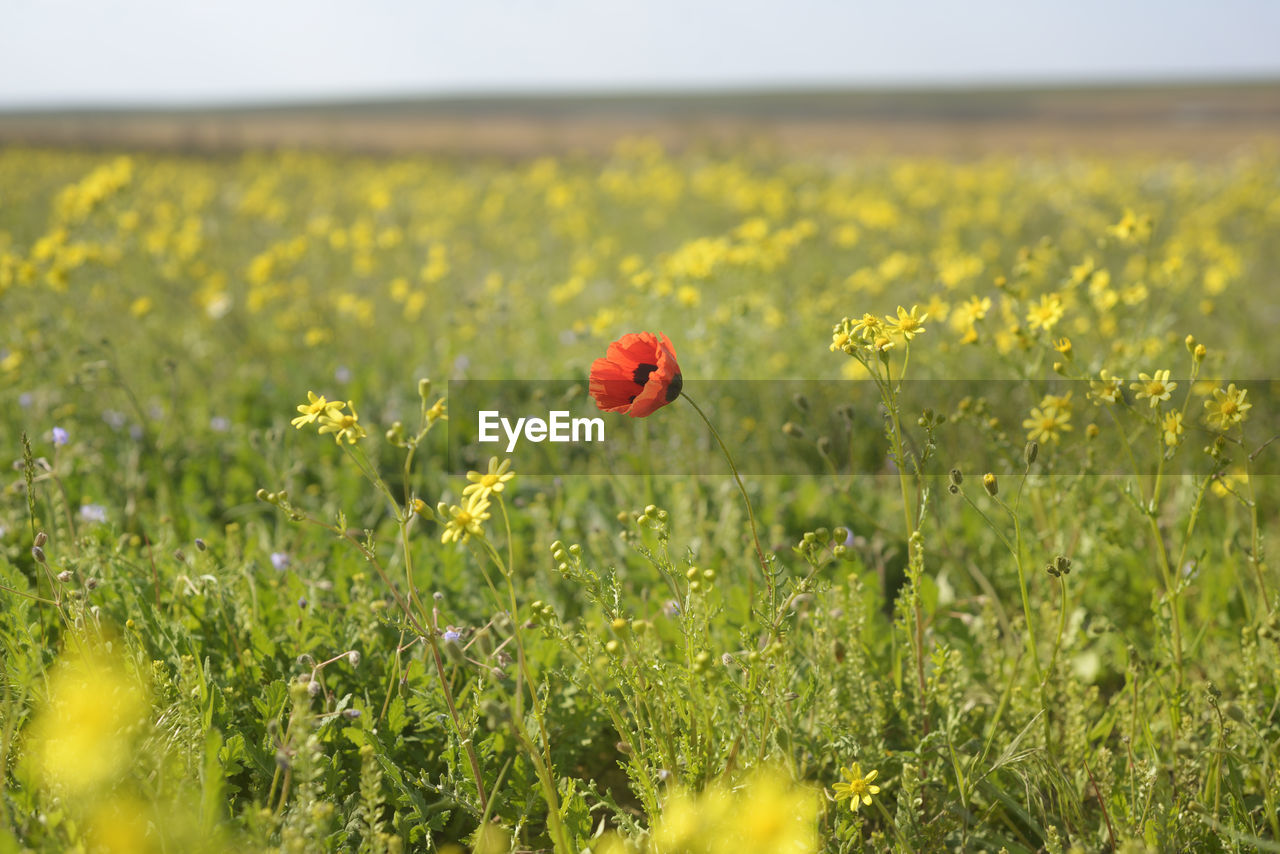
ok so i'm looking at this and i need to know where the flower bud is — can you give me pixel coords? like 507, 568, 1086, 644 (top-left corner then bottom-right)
949, 468, 963, 486
32, 545, 46, 564
34, 531, 47, 547
347, 650, 361, 667
418, 378, 431, 400
1184, 334, 1197, 353
56, 569, 73, 583
195, 538, 207, 552
1193, 344, 1206, 363
1025, 441, 1039, 466
983, 472, 998, 496
782, 421, 805, 439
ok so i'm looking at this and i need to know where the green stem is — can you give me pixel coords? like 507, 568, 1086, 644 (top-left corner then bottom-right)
993, 491, 1042, 684
680, 393, 772, 605
883, 351, 928, 736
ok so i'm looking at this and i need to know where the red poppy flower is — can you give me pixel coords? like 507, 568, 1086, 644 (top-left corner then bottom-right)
589, 332, 683, 417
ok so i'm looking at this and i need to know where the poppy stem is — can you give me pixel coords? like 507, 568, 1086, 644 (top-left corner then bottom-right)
679, 392, 772, 596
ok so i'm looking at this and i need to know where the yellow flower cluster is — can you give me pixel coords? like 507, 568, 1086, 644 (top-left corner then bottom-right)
291, 391, 366, 444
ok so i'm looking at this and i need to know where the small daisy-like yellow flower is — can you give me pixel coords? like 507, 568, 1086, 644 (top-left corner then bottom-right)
832, 763, 881, 811
872, 334, 895, 353
463, 458, 515, 500
318, 401, 367, 444
1089, 370, 1124, 405
1068, 256, 1096, 286
1023, 406, 1072, 444
1162, 411, 1184, 448
441, 493, 491, 544
291, 391, 343, 428
1053, 337, 1072, 359
426, 397, 448, 424
1108, 208, 1152, 243
1131, 370, 1176, 408
884, 305, 927, 340
1040, 391, 1073, 417
1204, 383, 1251, 431
851, 312, 883, 340
829, 318, 856, 352
1026, 293, 1064, 332
962, 295, 991, 321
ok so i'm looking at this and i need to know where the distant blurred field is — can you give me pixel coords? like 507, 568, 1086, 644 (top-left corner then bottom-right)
2, 82, 1279, 155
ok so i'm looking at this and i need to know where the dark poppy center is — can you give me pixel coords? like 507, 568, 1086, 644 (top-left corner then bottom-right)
665, 372, 683, 401
632, 363, 658, 386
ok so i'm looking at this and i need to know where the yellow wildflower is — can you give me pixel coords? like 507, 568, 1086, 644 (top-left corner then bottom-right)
1131, 370, 1176, 408
318, 401, 367, 444
1089, 370, 1124, 405
442, 493, 491, 544
1162, 411, 1183, 447
832, 763, 882, 811
884, 304, 927, 340
1023, 406, 1072, 443
850, 312, 883, 340
291, 390, 343, 428
463, 458, 515, 500
1204, 383, 1251, 431
1026, 293, 1064, 332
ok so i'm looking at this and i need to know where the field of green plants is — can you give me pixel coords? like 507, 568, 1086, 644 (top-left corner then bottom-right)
1, 140, 1278, 853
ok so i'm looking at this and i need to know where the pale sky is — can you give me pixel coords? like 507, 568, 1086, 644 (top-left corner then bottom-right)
2, 0, 1278, 109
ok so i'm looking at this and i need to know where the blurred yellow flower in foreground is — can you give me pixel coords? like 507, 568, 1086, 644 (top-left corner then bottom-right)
29, 647, 148, 794
650, 765, 820, 854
